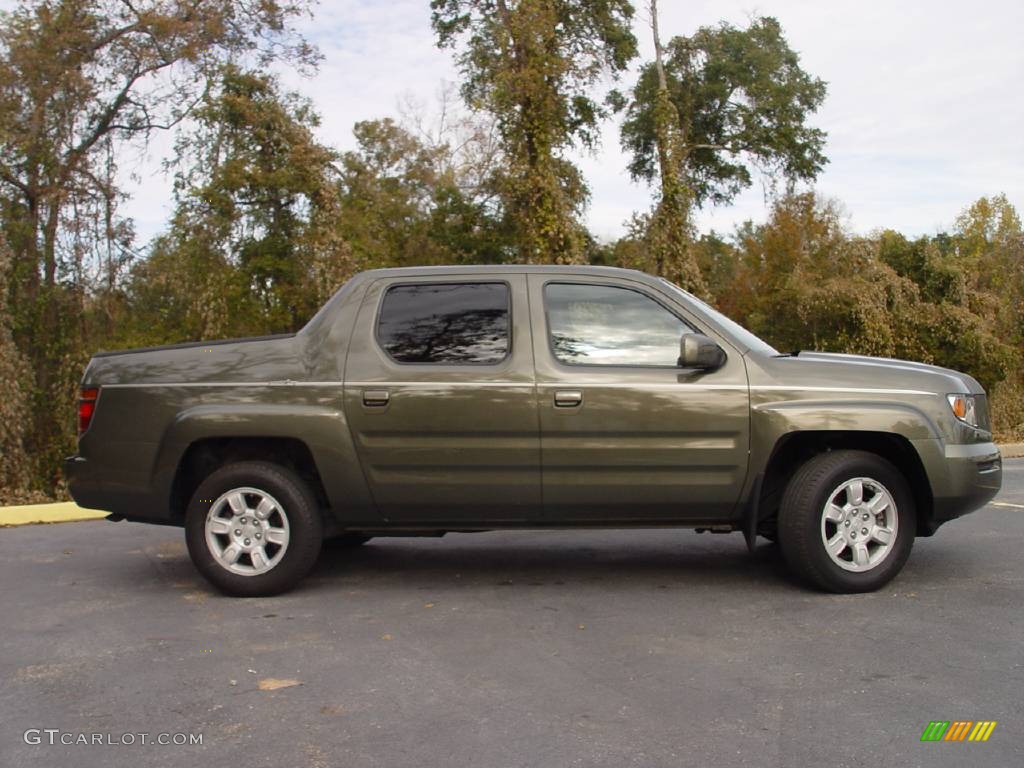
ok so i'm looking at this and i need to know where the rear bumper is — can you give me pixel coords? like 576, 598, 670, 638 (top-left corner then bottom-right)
64, 455, 178, 526
913, 440, 1001, 534
64, 455, 107, 510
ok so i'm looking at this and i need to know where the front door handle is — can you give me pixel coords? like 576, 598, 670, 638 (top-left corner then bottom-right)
363, 389, 390, 407
554, 390, 583, 408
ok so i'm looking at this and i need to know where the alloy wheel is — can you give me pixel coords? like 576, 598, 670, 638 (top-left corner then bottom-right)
204, 487, 290, 576
819, 477, 898, 572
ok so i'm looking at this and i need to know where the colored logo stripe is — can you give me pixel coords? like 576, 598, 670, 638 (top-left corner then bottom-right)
944, 721, 972, 741
921, 722, 949, 741
969, 722, 997, 742
920, 720, 997, 742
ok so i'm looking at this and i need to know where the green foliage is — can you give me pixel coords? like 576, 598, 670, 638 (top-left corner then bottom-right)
0, 0, 316, 494
125, 67, 350, 341
432, 0, 637, 263
619, 12, 825, 296
954, 194, 1024, 344
875, 195, 1023, 394
990, 374, 1024, 442
693, 232, 737, 300
705, 192, 1018, 395
337, 118, 510, 267
621, 16, 827, 207
1, 1, 1022, 499
0, 235, 32, 496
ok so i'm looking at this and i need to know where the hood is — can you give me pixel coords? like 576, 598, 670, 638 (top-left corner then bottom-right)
762, 351, 985, 395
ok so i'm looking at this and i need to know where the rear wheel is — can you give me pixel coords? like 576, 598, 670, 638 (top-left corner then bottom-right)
185, 461, 323, 597
778, 450, 915, 593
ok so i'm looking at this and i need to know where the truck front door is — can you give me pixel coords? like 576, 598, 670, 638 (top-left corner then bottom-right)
528, 274, 750, 524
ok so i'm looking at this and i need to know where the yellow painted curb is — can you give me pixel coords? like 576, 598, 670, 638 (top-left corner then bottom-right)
0, 502, 107, 527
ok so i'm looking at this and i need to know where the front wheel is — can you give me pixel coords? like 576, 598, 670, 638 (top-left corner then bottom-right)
778, 450, 915, 593
185, 461, 323, 597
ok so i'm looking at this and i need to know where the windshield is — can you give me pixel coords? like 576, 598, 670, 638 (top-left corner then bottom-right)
660, 279, 779, 356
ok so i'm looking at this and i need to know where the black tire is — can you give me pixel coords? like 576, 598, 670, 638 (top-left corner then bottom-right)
185, 461, 323, 597
324, 533, 372, 549
778, 450, 915, 593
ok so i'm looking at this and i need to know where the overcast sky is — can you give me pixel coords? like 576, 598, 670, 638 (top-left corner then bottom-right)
116, 0, 1024, 245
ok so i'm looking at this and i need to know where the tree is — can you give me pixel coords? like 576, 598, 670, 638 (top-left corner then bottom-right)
0, 235, 32, 500
954, 194, 1023, 341
728, 194, 916, 358
0, 0, 318, 317
432, 0, 637, 263
951, 195, 1023, 438
128, 66, 348, 341
339, 118, 452, 269
338, 117, 510, 268
0, 0, 316, 489
397, 82, 506, 208
877, 195, 1022, 395
397, 85, 513, 262
622, 16, 826, 206
727, 193, 1015, 392
620, 15, 826, 289
615, 1, 704, 292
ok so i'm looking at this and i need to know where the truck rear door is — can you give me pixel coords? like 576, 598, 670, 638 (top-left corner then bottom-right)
343, 274, 540, 524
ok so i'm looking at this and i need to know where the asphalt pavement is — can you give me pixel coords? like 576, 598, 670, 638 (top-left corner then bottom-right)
1, 460, 1022, 768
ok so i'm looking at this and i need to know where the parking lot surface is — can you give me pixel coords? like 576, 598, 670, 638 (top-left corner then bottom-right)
1, 460, 1022, 768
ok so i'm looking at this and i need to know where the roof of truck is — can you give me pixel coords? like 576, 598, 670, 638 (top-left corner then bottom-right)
298, 264, 677, 339
353, 264, 654, 279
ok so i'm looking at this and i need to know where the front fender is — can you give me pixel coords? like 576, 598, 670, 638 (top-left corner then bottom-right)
752, 398, 941, 450
742, 397, 943, 520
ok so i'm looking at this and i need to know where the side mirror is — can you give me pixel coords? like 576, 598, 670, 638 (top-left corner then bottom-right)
679, 333, 726, 370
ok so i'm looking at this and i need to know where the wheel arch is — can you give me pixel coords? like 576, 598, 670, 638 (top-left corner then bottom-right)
153, 404, 378, 526
170, 437, 329, 523
755, 431, 933, 538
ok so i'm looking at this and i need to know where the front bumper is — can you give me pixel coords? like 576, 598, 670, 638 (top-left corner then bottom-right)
912, 440, 1002, 534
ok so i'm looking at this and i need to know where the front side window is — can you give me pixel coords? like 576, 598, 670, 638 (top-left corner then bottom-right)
377, 282, 510, 364
544, 283, 694, 367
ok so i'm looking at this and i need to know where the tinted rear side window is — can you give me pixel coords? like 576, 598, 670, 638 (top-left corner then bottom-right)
377, 282, 510, 364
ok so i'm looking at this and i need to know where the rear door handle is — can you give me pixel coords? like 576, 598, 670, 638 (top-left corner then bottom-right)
553, 390, 583, 408
362, 389, 390, 407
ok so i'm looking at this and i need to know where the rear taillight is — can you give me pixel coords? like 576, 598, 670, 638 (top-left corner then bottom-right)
78, 387, 99, 435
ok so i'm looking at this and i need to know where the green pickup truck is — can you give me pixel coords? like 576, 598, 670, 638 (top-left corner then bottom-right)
65, 266, 1002, 596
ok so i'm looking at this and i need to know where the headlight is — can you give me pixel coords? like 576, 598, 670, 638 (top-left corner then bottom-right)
947, 394, 979, 428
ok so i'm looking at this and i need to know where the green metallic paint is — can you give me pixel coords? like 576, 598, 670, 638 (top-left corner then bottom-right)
526, 272, 750, 523
65, 265, 1001, 535
153, 401, 378, 523
343, 274, 540, 524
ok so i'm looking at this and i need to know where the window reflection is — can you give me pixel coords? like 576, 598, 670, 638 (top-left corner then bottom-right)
378, 283, 510, 364
545, 283, 693, 367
